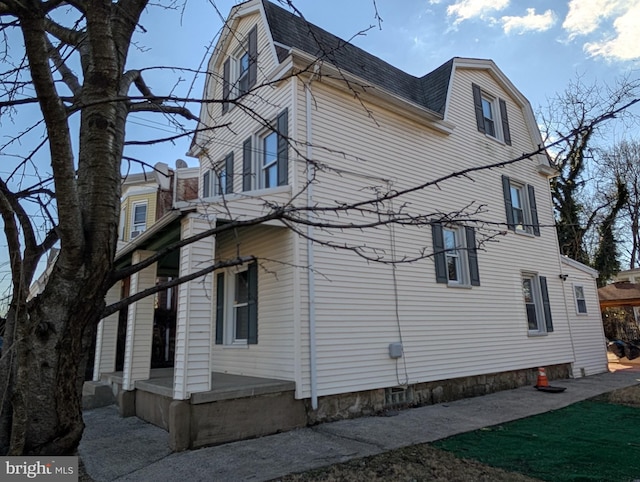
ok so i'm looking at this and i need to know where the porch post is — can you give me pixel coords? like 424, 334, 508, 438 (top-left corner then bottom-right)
122, 250, 157, 391
173, 213, 216, 400
93, 281, 122, 381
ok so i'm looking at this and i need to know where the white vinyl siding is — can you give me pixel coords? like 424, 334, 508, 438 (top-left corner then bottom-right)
562, 259, 608, 377
211, 225, 296, 381
293, 68, 574, 398
197, 18, 582, 401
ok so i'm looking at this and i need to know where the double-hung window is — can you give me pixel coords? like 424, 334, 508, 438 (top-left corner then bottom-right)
241, 109, 289, 191
215, 262, 258, 345
222, 25, 258, 114
502, 175, 540, 236
131, 202, 147, 238
261, 131, 278, 189
202, 152, 234, 197
573, 284, 588, 314
522, 273, 553, 334
432, 223, 480, 286
472, 83, 511, 145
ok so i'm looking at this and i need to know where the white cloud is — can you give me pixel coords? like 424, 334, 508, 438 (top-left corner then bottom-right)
584, 2, 640, 60
447, 0, 510, 24
501, 8, 556, 34
562, 0, 629, 38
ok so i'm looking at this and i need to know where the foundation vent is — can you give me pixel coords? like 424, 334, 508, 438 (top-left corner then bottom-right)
384, 386, 413, 408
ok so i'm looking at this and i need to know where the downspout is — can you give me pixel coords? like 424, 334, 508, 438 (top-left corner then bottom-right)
305, 69, 318, 410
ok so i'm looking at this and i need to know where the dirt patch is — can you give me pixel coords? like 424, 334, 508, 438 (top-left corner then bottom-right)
276, 444, 540, 482
598, 384, 640, 407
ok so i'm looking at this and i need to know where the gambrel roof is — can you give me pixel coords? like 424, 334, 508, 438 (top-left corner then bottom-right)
262, 0, 452, 116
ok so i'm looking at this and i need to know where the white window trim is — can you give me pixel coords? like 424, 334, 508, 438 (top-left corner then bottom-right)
573, 283, 588, 315
223, 265, 250, 346
130, 201, 147, 238
444, 226, 470, 287
480, 92, 505, 143
119, 206, 126, 241
258, 130, 278, 190
522, 272, 546, 335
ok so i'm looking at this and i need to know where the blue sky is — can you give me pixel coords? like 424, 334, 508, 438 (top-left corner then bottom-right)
1, 0, 639, 308
124, 0, 640, 168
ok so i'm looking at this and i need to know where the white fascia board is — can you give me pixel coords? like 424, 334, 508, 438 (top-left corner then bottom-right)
291, 49, 455, 135
562, 255, 599, 279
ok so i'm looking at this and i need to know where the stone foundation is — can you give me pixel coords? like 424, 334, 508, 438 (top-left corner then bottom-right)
307, 363, 571, 424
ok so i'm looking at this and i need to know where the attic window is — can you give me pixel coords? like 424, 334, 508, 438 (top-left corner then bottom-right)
472, 83, 511, 145
222, 25, 258, 114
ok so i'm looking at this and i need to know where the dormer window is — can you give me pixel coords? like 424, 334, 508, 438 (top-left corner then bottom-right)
222, 25, 258, 114
472, 83, 511, 145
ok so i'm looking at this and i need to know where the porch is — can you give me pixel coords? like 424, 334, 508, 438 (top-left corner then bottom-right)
99, 368, 306, 451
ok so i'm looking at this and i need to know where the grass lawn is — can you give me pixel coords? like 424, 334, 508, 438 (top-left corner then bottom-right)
433, 396, 640, 482
280, 386, 640, 482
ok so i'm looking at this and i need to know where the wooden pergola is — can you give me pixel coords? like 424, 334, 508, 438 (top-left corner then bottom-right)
599, 282, 640, 308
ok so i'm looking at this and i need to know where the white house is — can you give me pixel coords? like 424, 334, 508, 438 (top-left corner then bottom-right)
93, 0, 608, 450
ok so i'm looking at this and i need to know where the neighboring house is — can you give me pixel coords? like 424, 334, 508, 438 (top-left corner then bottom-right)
92, 0, 608, 450
606, 268, 640, 326
118, 160, 199, 245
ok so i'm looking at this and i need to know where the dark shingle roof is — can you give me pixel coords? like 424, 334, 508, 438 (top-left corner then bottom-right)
262, 0, 451, 116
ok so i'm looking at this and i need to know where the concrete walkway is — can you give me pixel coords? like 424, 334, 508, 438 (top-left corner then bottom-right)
79, 368, 640, 481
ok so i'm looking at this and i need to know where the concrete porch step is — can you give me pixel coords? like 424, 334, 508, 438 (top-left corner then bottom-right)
83, 381, 116, 410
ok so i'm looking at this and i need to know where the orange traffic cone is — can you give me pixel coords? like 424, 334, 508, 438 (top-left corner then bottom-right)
535, 367, 549, 388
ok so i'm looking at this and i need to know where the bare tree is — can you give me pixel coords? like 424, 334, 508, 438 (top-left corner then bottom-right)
0, 0, 639, 458
541, 75, 640, 265
600, 139, 640, 269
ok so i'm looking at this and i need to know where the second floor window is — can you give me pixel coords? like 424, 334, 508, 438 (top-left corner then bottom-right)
432, 223, 481, 287
241, 109, 289, 192
131, 202, 147, 238
502, 175, 540, 236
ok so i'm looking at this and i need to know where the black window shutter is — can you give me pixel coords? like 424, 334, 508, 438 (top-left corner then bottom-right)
431, 223, 447, 283
502, 175, 515, 231
472, 83, 485, 133
247, 262, 258, 344
215, 272, 225, 344
465, 226, 480, 286
248, 26, 258, 89
277, 109, 288, 186
499, 99, 511, 145
242, 137, 252, 191
203, 170, 210, 198
222, 58, 230, 114
539, 276, 553, 332
527, 184, 540, 236
225, 152, 234, 194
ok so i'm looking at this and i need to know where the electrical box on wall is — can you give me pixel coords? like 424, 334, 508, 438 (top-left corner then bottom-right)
388, 342, 403, 359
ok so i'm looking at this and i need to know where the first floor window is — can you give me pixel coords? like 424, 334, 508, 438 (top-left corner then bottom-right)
432, 223, 480, 286
215, 262, 258, 345
131, 202, 147, 238
522, 273, 553, 333
574, 284, 587, 314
